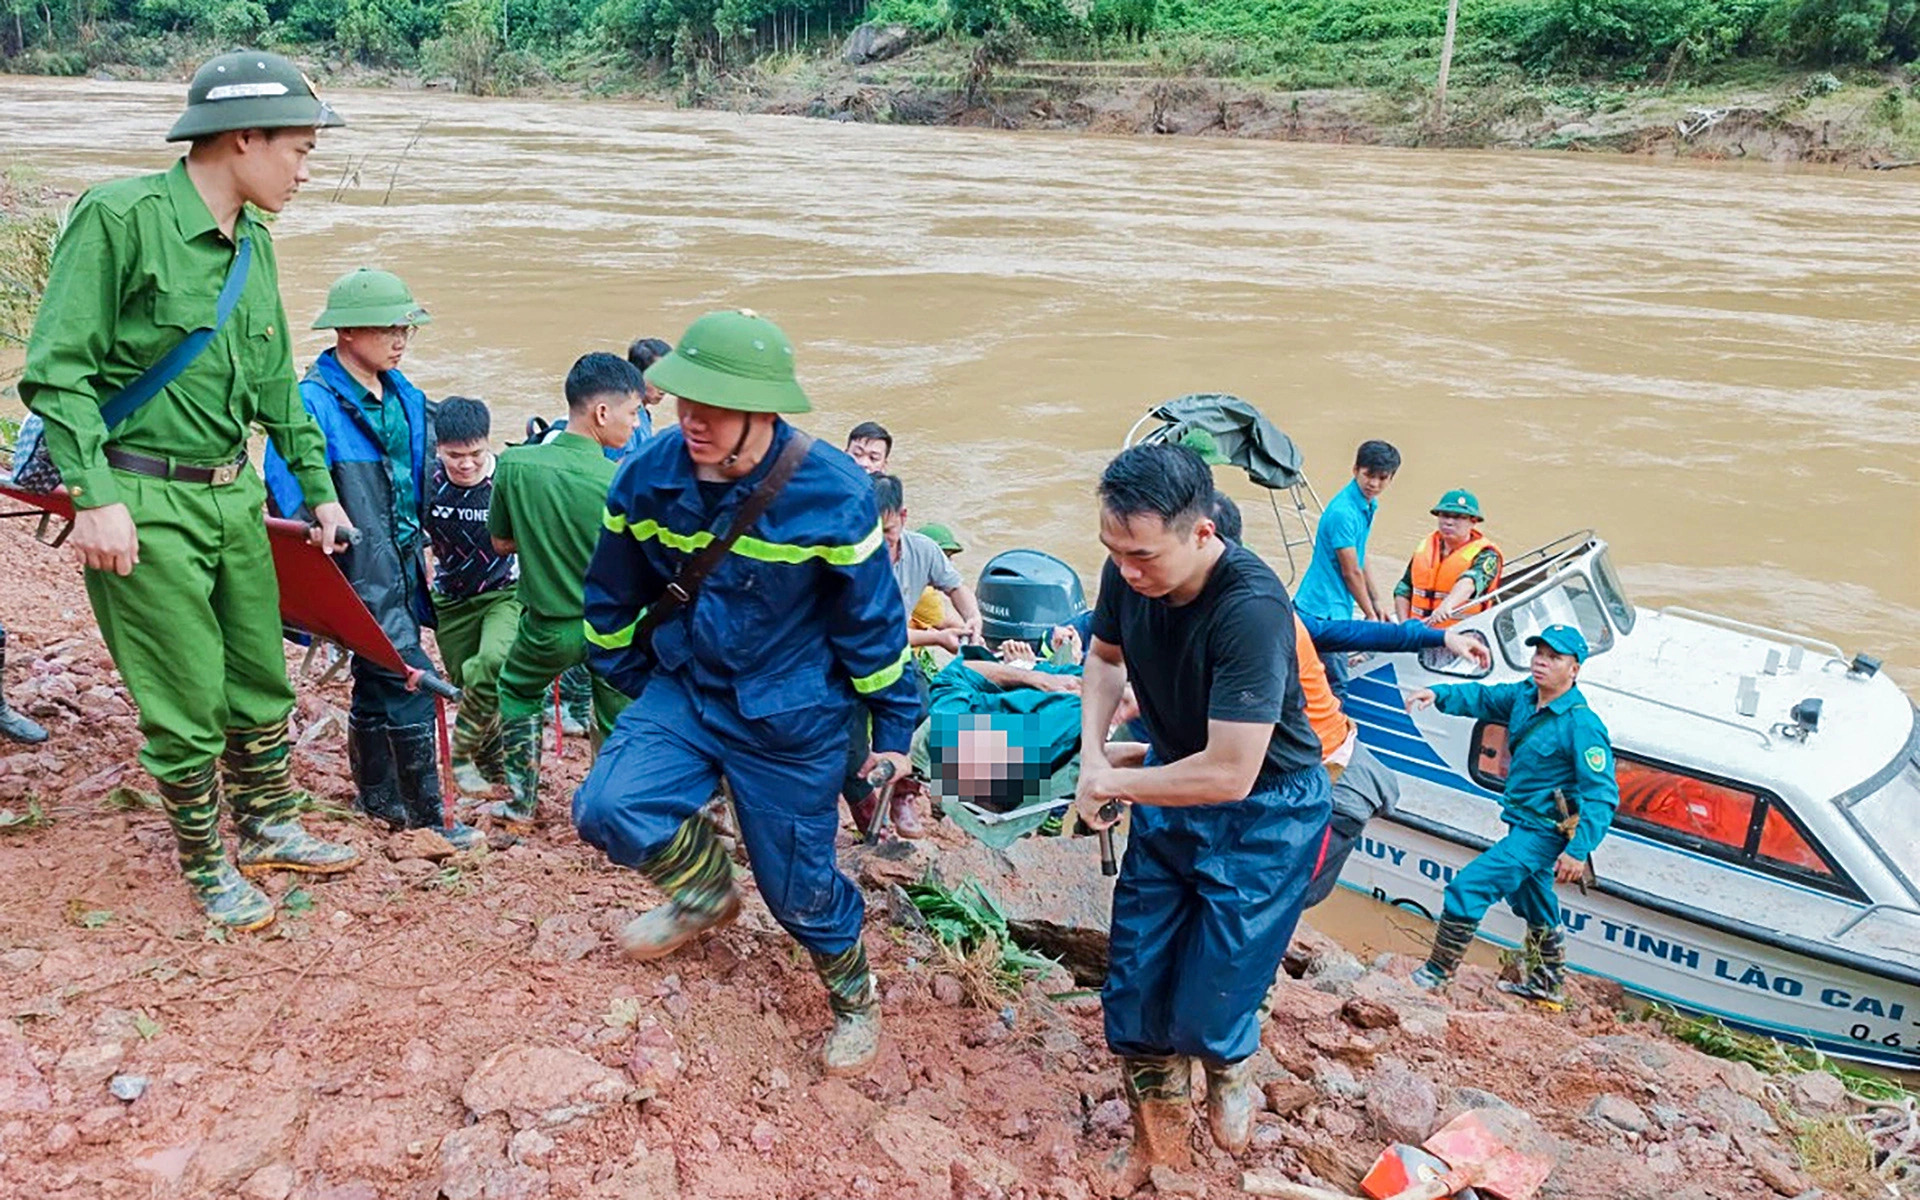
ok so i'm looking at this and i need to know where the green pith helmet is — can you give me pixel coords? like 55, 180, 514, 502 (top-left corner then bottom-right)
167, 51, 345, 143
645, 309, 809, 414
1431, 489, 1484, 520
312, 269, 430, 330
917, 523, 963, 553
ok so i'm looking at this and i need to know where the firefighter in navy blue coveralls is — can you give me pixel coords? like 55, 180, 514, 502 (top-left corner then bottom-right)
1404, 622, 1619, 1007
265, 268, 480, 850
573, 310, 917, 1077
1075, 442, 1332, 1190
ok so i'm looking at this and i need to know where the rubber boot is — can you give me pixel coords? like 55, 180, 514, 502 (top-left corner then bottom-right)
449, 705, 498, 799
1498, 923, 1568, 1010
1410, 917, 1478, 991
157, 766, 274, 932
348, 714, 408, 830
224, 724, 361, 877
1099, 1055, 1193, 1196
0, 630, 47, 745
558, 665, 591, 737
811, 941, 881, 1076
482, 711, 544, 830
1203, 1057, 1256, 1155
619, 815, 742, 960
390, 722, 484, 851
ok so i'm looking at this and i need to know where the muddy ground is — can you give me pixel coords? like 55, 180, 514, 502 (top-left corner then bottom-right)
0, 522, 1909, 1199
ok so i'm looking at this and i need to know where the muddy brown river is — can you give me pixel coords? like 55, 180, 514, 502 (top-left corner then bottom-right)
5, 75, 1916, 960
3, 79, 1915, 691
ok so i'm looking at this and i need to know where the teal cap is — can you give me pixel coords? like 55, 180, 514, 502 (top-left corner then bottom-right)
1526, 624, 1590, 662
1431, 489, 1483, 520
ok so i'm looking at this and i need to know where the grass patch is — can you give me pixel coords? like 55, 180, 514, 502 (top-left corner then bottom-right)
906, 876, 1059, 1003
0, 799, 53, 834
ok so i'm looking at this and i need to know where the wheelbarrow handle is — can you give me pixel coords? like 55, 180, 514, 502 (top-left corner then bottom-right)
1239, 1171, 1365, 1199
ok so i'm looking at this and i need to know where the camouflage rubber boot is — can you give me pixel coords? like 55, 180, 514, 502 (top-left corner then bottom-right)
449, 705, 497, 799
224, 724, 361, 877
348, 713, 408, 829
619, 815, 742, 961
1498, 923, 1568, 1009
158, 766, 275, 931
0, 628, 48, 745
390, 722, 484, 851
811, 941, 881, 1076
1410, 917, 1478, 991
1100, 1054, 1193, 1195
474, 717, 506, 785
481, 711, 544, 829
558, 665, 592, 737
1203, 1057, 1256, 1155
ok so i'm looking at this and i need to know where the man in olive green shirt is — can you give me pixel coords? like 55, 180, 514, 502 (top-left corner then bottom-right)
484, 353, 642, 827
18, 52, 359, 932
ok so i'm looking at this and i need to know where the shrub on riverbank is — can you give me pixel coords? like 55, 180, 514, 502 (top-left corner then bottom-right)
0, 0, 1915, 85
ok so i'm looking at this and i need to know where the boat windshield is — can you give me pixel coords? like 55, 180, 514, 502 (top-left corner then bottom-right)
1491, 574, 1616, 670
1848, 755, 1920, 889
1589, 549, 1637, 635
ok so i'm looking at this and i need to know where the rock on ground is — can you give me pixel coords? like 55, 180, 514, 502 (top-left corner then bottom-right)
461, 1044, 636, 1129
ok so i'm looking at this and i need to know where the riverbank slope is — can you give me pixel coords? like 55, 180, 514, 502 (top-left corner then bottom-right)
0, 515, 1913, 1199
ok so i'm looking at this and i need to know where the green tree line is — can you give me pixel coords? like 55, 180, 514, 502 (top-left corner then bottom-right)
1, 0, 1914, 78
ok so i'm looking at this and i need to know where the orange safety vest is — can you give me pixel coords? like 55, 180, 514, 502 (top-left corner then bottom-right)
1407, 530, 1502, 626
1294, 617, 1353, 762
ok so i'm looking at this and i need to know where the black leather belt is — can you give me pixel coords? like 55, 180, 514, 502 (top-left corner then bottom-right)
104, 447, 246, 486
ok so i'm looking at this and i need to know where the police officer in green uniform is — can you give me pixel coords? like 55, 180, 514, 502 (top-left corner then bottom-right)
19, 51, 360, 931
484, 353, 642, 827
1403, 623, 1619, 1006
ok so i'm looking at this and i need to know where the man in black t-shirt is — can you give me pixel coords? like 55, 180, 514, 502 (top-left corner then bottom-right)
1077, 442, 1332, 1188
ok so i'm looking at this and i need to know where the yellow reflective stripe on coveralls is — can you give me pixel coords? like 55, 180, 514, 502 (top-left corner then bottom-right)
584, 609, 646, 650
603, 511, 884, 567
851, 649, 910, 694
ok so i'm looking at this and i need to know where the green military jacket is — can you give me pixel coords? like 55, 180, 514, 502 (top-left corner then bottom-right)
19, 159, 335, 511
487, 431, 616, 621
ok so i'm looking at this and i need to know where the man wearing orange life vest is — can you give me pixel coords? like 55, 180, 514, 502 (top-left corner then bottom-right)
1395, 489, 1502, 627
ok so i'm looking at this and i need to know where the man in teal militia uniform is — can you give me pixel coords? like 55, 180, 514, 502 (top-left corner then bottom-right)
1403, 623, 1619, 1005
19, 51, 360, 931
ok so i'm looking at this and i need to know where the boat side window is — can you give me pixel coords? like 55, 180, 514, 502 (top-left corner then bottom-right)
1492, 577, 1616, 671
1617, 760, 1757, 854
1466, 729, 1854, 893
1589, 551, 1637, 635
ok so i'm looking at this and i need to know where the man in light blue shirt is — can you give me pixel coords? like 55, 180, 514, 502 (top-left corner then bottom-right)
1294, 439, 1400, 622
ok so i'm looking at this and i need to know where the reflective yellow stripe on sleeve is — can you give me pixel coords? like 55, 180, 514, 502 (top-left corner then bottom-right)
850, 649, 910, 695
584, 609, 646, 650
612, 516, 883, 567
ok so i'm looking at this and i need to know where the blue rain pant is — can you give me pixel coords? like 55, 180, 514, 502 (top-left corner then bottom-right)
1440, 825, 1566, 928
572, 670, 865, 955
1103, 763, 1332, 1065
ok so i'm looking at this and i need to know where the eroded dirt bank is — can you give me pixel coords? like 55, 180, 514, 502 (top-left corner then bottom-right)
0, 528, 1911, 1199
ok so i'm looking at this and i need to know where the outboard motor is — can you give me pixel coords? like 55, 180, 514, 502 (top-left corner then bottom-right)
976, 550, 1087, 650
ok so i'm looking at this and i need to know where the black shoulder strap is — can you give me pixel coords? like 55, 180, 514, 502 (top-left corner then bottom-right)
633, 430, 815, 643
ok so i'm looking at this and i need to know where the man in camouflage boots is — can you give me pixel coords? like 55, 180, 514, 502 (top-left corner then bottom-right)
575, 310, 919, 1076
19, 52, 360, 930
